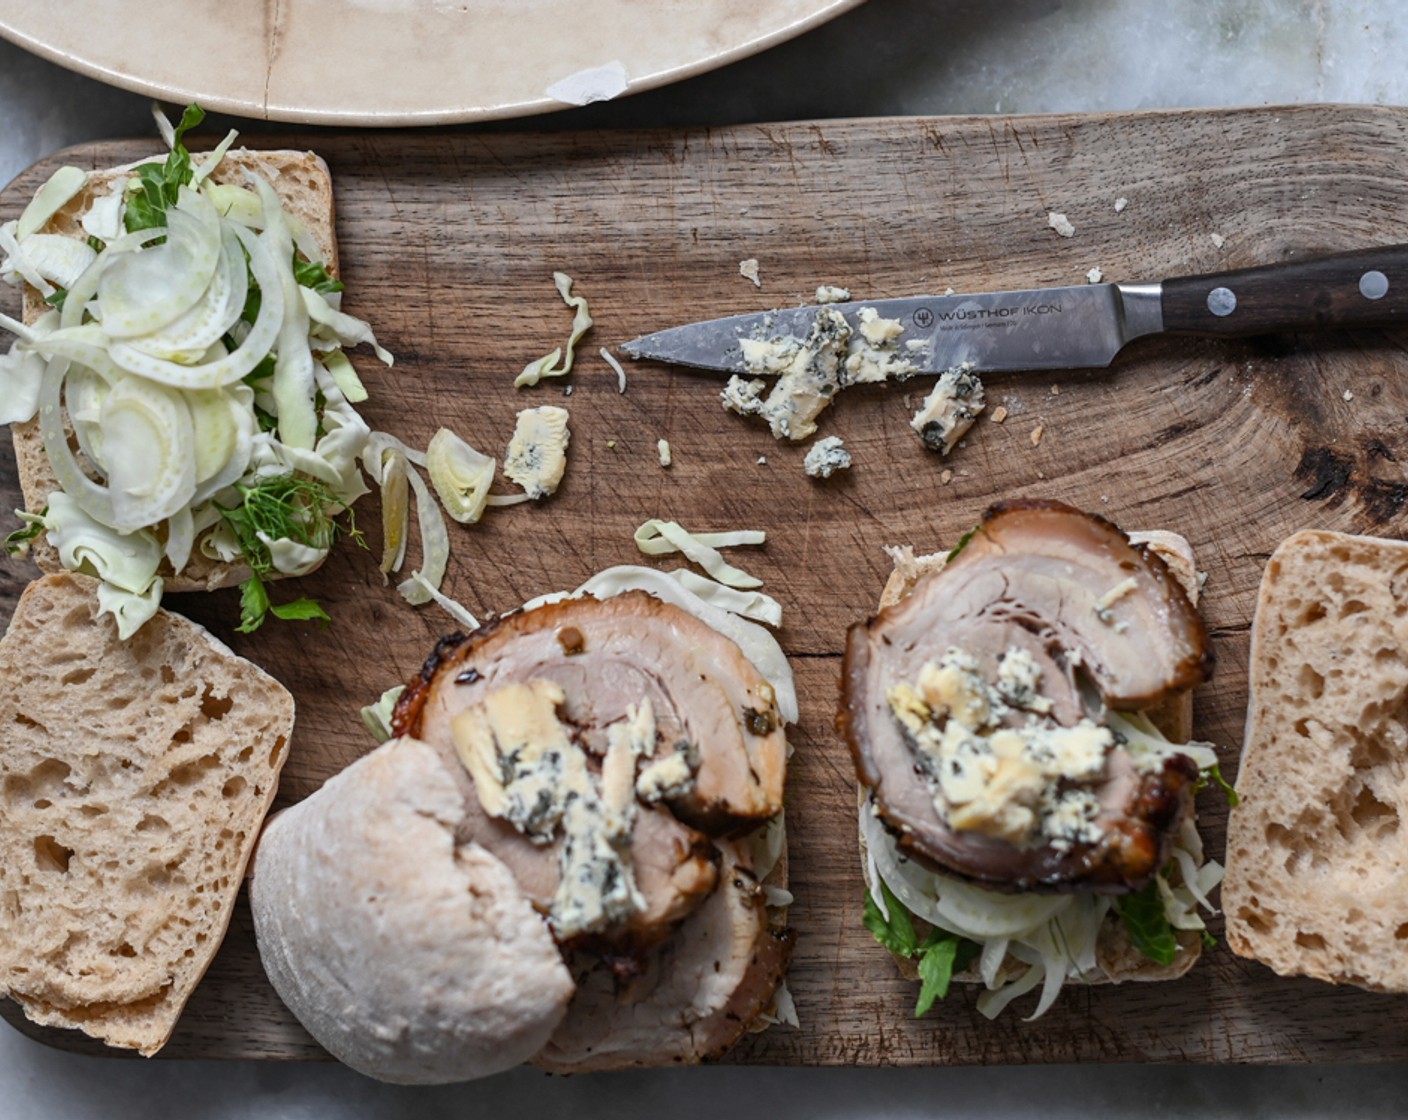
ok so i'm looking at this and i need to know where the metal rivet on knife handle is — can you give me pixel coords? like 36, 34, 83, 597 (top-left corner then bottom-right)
1207, 287, 1237, 317
1360, 270, 1390, 300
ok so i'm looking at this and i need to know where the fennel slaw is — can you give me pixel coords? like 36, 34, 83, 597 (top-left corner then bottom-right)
0, 106, 392, 637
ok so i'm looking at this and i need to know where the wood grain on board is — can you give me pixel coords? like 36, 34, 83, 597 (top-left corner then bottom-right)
4, 105, 1408, 1065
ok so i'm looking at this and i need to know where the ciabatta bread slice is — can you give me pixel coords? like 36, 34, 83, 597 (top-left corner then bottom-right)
1224, 529, 1408, 992
864, 527, 1208, 988
0, 572, 294, 1053
11, 147, 337, 591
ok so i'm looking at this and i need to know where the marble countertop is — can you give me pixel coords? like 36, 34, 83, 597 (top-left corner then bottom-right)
4, 1, 1408, 1115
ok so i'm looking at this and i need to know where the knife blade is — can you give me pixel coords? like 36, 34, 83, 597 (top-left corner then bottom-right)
620, 246, 1408, 376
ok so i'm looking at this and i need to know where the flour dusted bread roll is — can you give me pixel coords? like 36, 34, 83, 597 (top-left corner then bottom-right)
250, 736, 575, 1085
0, 572, 293, 1053
1224, 529, 1408, 991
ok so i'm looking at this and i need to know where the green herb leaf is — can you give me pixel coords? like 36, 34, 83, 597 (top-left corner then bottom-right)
4, 512, 46, 556
170, 102, 206, 151
292, 255, 344, 294
123, 163, 173, 233
863, 881, 918, 959
218, 473, 339, 580
945, 527, 977, 563
1115, 879, 1179, 967
221, 475, 353, 632
85, 234, 106, 254
251, 403, 280, 433
241, 352, 277, 387
269, 598, 330, 624
236, 573, 271, 634
122, 103, 205, 234
1206, 763, 1240, 807
1201, 928, 1218, 950
44, 287, 68, 310
914, 928, 980, 1017
240, 281, 262, 327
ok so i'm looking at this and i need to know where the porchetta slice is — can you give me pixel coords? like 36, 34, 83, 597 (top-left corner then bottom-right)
532, 841, 794, 1072
393, 591, 787, 945
839, 499, 1213, 893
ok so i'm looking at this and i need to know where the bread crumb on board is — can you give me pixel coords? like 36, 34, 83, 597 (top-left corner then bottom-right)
1048, 211, 1076, 238
1086, 267, 1104, 284
940, 469, 953, 485
1343, 389, 1354, 402
1211, 233, 1226, 249
739, 258, 762, 288
1030, 423, 1045, 447
991, 406, 1009, 424
1114, 197, 1129, 213
657, 439, 672, 467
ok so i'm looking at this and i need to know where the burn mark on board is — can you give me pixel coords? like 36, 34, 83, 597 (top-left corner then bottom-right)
1360, 480, 1408, 523
1295, 448, 1354, 502
1296, 440, 1408, 528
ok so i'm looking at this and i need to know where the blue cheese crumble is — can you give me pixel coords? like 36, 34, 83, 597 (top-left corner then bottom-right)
722, 305, 917, 442
911, 365, 984, 455
885, 647, 1113, 849
803, 436, 852, 479
451, 679, 665, 938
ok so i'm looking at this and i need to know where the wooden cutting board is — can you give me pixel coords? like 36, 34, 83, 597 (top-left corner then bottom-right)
5, 105, 1408, 1065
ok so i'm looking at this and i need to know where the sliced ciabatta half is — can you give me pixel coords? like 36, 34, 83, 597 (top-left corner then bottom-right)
0, 572, 293, 1053
1225, 529, 1408, 992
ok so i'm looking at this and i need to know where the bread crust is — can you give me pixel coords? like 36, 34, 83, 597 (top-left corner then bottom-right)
860, 527, 1207, 991
11, 148, 337, 591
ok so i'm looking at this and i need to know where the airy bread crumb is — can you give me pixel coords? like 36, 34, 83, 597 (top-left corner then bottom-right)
0, 573, 293, 1053
1225, 529, 1408, 992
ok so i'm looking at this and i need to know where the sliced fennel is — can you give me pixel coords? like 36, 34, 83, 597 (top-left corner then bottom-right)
425, 427, 496, 524
0, 104, 392, 637
405, 571, 481, 631
378, 450, 411, 575
514, 272, 593, 388
360, 684, 406, 744
39, 492, 164, 639
633, 519, 766, 590
16, 166, 88, 241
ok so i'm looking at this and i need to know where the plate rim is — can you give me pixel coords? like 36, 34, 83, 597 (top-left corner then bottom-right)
0, 0, 867, 127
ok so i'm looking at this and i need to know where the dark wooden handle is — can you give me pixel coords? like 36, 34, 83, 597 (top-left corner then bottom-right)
1161, 245, 1408, 335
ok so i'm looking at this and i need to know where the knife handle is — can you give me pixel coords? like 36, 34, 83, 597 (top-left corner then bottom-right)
1161, 245, 1408, 336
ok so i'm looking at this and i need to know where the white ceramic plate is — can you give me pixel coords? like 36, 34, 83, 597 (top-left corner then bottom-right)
0, 0, 864, 126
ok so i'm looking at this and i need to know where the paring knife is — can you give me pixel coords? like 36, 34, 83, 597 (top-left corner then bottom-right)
620, 247, 1408, 375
